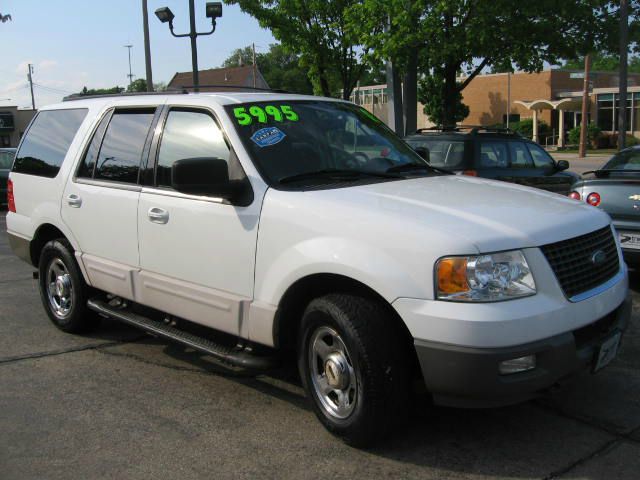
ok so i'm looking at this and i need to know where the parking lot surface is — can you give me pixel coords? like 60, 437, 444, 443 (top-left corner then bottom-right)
1, 211, 639, 480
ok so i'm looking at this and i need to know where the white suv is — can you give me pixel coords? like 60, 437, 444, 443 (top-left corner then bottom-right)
6, 93, 631, 446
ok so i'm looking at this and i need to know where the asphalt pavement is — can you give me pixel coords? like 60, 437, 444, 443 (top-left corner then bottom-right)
1, 212, 639, 480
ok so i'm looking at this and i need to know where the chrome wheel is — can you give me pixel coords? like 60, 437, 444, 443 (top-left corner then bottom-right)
308, 326, 358, 419
46, 258, 73, 319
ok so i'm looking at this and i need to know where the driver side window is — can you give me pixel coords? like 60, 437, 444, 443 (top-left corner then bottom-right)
156, 110, 230, 188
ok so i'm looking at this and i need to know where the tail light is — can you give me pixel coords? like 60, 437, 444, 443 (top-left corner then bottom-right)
586, 192, 601, 207
568, 191, 581, 200
462, 170, 478, 177
7, 178, 15, 213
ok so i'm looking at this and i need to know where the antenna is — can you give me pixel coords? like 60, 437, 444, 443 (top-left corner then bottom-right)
124, 44, 134, 87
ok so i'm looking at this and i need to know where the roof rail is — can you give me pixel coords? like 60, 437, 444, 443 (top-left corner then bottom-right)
63, 91, 187, 102
172, 84, 291, 94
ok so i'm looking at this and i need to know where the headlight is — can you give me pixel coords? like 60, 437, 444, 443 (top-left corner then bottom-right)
436, 250, 536, 302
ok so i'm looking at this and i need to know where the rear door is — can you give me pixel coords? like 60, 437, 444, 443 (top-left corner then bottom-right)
61, 107, 160, 299
136, 107, 260, 336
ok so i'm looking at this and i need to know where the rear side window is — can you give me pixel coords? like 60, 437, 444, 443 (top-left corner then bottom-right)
77, 111, 112, 178
13, 109, 87, 178
0, 150, 14, 169
94, 109, 155, 183
479, 141, 508, 168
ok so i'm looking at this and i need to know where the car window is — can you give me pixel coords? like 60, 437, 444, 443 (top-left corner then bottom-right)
508, 142, 533, 168
13, 109, 87, 178
479, 141, 508, 168
94, 109, 155, 183
407, 139, 466, 169
0, 151, 14, 169
603, 149, 640, 170
156, 110, 230, 188
77, 111, 112, 179
526, 143, 555, 169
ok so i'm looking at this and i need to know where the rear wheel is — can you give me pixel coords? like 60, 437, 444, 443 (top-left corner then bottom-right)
298, 294, 410, 447
38, 239, 99, 333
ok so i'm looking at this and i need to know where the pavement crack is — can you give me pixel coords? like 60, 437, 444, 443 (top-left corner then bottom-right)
543, 437, 620, 479
0, 335, 146, 365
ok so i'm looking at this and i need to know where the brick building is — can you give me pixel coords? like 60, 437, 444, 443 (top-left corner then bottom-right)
167, 65, 269, 92
350, 69, 640, 146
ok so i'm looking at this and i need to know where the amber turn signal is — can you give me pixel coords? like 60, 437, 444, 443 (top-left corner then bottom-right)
437, 257, 469, 295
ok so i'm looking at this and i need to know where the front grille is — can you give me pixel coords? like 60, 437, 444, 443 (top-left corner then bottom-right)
541, 226, 620, 299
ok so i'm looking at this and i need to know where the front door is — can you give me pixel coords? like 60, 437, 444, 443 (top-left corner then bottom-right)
137, 108, 260, 336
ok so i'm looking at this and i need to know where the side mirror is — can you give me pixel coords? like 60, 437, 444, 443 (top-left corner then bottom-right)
556, 160, 570, 171
414, 146, 430, 162
171, 157, 241, 201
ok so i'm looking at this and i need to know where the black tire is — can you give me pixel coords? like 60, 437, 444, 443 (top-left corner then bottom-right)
297, 294, 410, 447
38, 239, 100, 333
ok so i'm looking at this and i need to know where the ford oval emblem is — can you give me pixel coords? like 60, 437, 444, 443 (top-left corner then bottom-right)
591, 250, 607, 266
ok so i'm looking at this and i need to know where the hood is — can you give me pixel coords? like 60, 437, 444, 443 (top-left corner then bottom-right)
304, 175, 611, 253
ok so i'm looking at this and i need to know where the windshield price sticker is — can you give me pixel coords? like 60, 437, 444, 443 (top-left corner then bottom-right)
234, 105, 299, 126
250, 127, 287, 147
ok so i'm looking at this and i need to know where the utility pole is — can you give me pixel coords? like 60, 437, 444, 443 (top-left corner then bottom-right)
252, 43, 257, 88
27, 64, 35, 110
578, 54, 591, 158
124, 44, 134, 87
618, 0, 629, 150
506, 72, 511, 129
142, 0, 154, 91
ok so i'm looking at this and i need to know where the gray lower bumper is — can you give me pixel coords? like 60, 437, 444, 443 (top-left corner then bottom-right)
7, 232, 33, 266
415, 294, 632, 408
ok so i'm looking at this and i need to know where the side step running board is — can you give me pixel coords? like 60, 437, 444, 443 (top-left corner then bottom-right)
87, 298, 278, 371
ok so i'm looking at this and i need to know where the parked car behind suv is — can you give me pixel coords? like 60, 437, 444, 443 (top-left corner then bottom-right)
0, 147, 16, 207
6, 94, 629, 447
404, 126, 578, 195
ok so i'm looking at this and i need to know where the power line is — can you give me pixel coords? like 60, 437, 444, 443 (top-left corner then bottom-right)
32, 83, 74, 95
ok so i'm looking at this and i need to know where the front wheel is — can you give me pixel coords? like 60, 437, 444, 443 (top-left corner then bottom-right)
298, 294, 411, 447
38, 239, 99, 333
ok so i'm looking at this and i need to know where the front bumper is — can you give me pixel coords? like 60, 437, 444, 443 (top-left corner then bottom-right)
413, 294, 631, 408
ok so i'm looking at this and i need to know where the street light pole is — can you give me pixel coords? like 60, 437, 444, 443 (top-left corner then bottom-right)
155, 2, 222, 93
188, 0, 200, 92
142, 0, 154, 92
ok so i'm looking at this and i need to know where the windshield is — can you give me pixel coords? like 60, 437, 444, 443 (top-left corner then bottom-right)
225, 100, 428, 186
602, 149, 640, 171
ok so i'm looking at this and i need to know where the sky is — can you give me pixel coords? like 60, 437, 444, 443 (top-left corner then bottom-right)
0, 0, 276, 109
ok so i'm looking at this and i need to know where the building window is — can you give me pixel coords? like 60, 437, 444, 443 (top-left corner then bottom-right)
597, 93, 614, 131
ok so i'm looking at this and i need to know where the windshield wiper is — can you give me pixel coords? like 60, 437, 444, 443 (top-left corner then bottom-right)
584, 169, 640, 177
278, 169, 398, 185
386, 163, 452, 175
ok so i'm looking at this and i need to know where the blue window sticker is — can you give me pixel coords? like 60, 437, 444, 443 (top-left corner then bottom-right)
250, 127, 286, 148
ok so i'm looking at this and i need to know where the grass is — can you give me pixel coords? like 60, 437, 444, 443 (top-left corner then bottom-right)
553, 147, 618, 155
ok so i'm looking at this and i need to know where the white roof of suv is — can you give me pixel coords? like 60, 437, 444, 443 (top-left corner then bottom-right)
45, 92, 342, 111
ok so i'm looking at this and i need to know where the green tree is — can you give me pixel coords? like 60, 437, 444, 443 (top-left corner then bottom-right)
349, 0, 611, 126
127, 78, 148, 92
225, 0, 367, 99
221, 43, 314, 94
222, 46, 254, 68
562, 53, 640, 73
78, 86, 125, 96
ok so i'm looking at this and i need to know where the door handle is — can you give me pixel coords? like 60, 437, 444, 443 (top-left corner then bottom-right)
147, 207, 169, 224
66, 194, 82, 208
